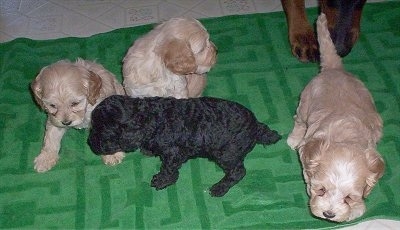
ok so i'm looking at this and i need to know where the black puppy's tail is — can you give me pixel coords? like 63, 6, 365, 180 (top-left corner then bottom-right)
255, 122, 281, 145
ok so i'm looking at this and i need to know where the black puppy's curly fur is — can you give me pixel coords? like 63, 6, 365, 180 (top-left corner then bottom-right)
88, 95, 281, 197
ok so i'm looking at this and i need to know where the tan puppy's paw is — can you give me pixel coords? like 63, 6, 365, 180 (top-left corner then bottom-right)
34, 151, 59, 172
101, 151, 125, 166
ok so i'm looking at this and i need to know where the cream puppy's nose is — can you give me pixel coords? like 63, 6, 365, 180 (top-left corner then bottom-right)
62, 120, 72, 126
323, 211, 336, 219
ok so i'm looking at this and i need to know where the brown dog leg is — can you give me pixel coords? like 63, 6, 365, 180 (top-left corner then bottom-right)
281, 0, 319, 62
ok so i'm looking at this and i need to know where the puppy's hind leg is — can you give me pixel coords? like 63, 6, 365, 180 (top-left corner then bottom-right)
151, 147, 187, 190
210, 161, 246, 197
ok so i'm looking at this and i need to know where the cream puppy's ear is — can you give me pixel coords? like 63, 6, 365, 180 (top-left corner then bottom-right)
31, 68, 47, 110
300, 138, 325, 178
363, 148, 385, 197
87, 71, 102, 105
159, 39, 197, 75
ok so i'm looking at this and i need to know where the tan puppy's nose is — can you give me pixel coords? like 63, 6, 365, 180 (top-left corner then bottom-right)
62, 120, 72, 126
323, 211, 336, 219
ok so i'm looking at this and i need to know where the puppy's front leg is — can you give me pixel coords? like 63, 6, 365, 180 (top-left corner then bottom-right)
348, 202, 366, 221
287, 114, 307, 150
34, 120, 66, 172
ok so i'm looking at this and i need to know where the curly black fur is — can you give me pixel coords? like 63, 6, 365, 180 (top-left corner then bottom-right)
88, 95, 281, 197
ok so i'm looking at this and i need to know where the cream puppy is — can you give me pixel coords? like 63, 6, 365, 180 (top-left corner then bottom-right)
31, 59, 125, 172
287, 14, 385, 222
123, 17, 217, 98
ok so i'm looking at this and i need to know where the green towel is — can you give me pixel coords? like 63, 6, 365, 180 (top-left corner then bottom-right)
0, 2, 399, 229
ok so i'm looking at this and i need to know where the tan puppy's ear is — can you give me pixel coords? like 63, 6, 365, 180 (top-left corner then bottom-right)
87, 71, 102, 105
363, 148, 385, 197
300, 138, 325, 178
160, 39, 197, 75
31, 69, 46, 110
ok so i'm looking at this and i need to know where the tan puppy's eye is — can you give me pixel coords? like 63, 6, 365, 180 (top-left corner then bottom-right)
71, 101, 79, 107
344, 195, 358, 204
49, 104, 56, 108
344, 195, 352, 204
316, 187, 326, 196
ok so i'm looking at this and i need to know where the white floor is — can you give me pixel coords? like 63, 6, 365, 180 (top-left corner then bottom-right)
0, 0, 314, 42
0, 0, 398, 229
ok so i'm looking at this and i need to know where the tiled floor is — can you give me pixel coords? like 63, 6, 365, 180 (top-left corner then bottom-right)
0, 0, 398, 229
0, 0, 316, 42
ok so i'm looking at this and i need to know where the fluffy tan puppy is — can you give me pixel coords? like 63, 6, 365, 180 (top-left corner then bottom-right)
31, 58, 125, 172
123, 17, 217, 98
287, 14, 385, 222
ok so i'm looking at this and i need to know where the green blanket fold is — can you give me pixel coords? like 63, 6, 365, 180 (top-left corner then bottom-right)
0, 2, 399, 229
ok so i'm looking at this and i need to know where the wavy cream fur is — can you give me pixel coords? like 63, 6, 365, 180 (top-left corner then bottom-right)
31, 59, 125, 172
123, 17, 217, 98
287, 14, 384, 222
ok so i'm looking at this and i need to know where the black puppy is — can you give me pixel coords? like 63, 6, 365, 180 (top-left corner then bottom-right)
88, 95, 281, 197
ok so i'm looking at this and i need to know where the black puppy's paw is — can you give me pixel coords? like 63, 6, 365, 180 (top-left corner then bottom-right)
151, 172, 178, 190
209, 183, 229, 197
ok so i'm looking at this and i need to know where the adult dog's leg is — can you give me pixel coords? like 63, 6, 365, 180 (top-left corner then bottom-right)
281, 0, 319, 62
34, 120, 66, 172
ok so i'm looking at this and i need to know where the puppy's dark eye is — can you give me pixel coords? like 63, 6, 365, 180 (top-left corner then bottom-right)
49, 104, 56, 108
71, 101, 79, 107
316, 187, 326, 196
344, 195, 353, 204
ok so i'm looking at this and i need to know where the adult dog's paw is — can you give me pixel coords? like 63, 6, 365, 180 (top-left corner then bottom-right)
290, 29, 319, 62
34, 151, 59, 173
101, 151, 125, 166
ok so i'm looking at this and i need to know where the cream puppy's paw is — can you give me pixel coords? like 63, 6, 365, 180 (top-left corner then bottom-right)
287, 135, 299, 150
34, 152, 59, 172
347, 202, 366, 221
102, 151, 125, 166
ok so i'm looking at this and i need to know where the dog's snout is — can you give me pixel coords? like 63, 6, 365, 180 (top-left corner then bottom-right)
62, 120, 72, 126
323, 211, 336, 219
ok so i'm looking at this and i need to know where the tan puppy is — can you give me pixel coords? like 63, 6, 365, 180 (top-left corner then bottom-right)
123, 17, 217, 98
287, 14, 384, 222
31, 59, 125, 172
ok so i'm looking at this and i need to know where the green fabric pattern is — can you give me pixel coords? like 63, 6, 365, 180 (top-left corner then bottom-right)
0, 2, 399, 229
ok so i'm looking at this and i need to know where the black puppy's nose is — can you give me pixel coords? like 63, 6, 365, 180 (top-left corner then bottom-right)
323, 211, 336, 219
62, 120, 72, 126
